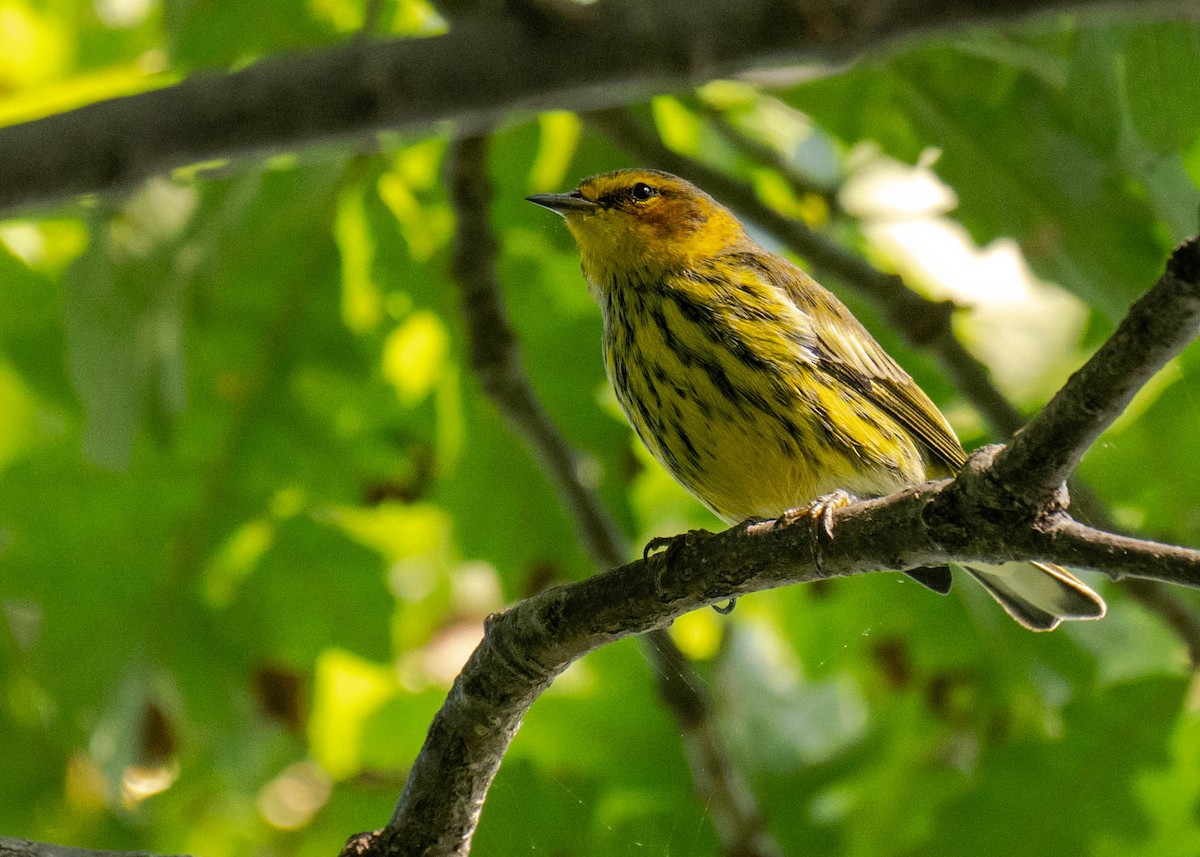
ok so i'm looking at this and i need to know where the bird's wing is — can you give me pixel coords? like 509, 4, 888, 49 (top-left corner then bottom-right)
771, 257, 968, 472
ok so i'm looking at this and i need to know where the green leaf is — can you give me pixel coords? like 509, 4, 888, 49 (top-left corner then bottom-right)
915, 677, 1186, 856
1124, 23, 1200, 153
222, 515, 392, 665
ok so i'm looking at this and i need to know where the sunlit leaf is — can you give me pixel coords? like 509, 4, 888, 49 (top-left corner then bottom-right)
382, 309, 449, 405
309, 649, 397, 780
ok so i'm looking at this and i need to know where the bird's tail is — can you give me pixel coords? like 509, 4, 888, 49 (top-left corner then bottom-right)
962, 561, 1106, 631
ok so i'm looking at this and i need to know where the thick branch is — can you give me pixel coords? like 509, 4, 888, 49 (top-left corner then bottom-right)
991, 237, 1200, 503
359, 464, 1200, 857
360, 232, 1200, 855
0, 0, 1180, 213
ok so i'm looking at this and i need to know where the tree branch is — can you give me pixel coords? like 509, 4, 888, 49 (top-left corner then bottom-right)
1124, 578, 1200, 665
0, 839, 188, 857
991, 237, 1200, 504
360, 457, 1200, 857
698, 102, 841, 216
0, 0, 1182, 214
447, 138, 624, 567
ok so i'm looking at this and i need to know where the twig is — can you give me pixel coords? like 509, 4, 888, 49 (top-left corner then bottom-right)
360, 0, 386, 37
1123, 579, 1200, 666
991, 237, 1200, 504
0, 840, 188, 857
371, 133, 782, 857
0, 0, 1181, 214
1063, 491, 1200, 666
698, 102, 841, 215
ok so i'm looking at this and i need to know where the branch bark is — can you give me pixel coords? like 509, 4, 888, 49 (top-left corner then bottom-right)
0, 840, 188, 857
368, 439, 1200, 856
0, 0, 1183, 214
991, 239, 1200, 503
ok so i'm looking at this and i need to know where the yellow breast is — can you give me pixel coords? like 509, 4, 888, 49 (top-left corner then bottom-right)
600, 275, 925, 523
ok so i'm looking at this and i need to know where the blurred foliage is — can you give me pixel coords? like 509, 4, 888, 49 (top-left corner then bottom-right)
1, 3, 1200, 856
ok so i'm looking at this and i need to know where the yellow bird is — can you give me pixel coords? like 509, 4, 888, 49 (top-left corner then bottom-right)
529, 168, 1105, 630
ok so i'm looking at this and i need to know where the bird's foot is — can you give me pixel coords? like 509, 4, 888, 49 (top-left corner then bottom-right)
642, 529, 731, 613
775, 490, 858, 575
775, 489, 857, 538
642, 528, 713, 562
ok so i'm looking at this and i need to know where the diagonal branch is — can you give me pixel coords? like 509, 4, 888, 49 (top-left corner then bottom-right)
0, 839, 189, 857
698, 102, 842, 216
362, 439, 1200, 856
991, 238, 1200, 504
0, 0, 1183, 214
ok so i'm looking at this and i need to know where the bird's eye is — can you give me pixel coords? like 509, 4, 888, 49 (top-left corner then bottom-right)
629, 182, 656, 202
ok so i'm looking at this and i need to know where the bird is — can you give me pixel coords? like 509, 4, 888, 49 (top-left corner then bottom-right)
527, 168, 1105, 630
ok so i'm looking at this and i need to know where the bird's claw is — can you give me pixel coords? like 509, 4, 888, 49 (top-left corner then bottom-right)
643, 534, 676, 562
779, 489, 856, 539
642, 528, 713, 562
810, 489, 856, 539
642, 529, 731, 614
775, 490, 857, 575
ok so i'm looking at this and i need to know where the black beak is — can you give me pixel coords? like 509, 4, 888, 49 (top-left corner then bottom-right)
525, 191, 598, 214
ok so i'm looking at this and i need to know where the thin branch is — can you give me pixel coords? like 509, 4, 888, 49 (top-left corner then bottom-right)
377, 134, 783, 857
589, 108, 1029, 440
0, 0, 1183, 214
447, 135, 623, 567
991, 237, 1200, 503
1039, 519, 1200, 588
1123, 579, 1200, 666
360, 0, 386, 38
1063, 490, 1200, 666
698, 102, 842, 216
0, 840, 188, 857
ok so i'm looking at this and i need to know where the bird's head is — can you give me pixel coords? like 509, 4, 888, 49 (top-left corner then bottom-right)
528, 169, 747, 290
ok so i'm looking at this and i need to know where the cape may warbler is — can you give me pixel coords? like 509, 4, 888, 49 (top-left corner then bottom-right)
529, 169, 1105, 630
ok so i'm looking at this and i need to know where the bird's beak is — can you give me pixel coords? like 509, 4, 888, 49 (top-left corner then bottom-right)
526, 191, 599, 215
